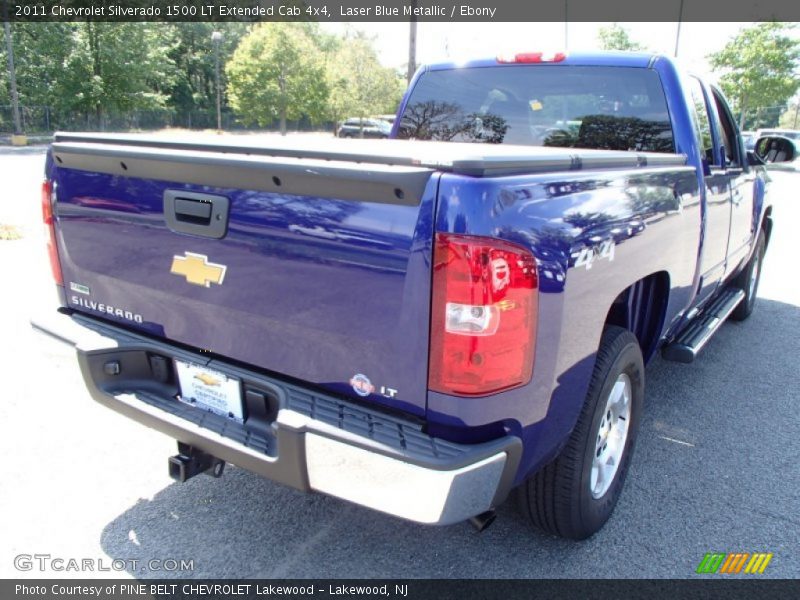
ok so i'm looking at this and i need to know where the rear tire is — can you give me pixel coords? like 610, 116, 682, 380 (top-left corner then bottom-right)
730, 232, 765, 321
517, 326, 644, 539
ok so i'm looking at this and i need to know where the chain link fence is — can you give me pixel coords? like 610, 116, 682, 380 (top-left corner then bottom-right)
0, 105, 334, 135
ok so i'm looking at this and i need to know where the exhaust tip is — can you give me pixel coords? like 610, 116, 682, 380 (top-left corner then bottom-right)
468, 510, 497, 532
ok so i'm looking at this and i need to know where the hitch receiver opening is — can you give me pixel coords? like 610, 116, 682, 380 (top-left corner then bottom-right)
168, 442, 226, 482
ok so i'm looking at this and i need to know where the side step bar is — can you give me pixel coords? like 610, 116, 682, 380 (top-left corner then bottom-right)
662, 288, 745, 364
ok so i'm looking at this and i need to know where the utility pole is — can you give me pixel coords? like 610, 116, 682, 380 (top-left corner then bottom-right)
407, 14, 417, 85
3, 18, 23, 139
211, 31, 223, 131
564, 0, 568, 50
793, 102, 799, 129
674, 0, 684, 57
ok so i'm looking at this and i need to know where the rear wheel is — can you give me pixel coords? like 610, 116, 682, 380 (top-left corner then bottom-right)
517, 326, 644, 539
730, 232, 765, 321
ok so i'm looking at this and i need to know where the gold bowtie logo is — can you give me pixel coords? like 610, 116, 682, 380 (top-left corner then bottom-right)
194, 372, 221, 386
170, 252, 227, 287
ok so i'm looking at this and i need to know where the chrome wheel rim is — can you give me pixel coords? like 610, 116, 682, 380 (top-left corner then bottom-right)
748, 253, 760, 301
590, 373, 632, 499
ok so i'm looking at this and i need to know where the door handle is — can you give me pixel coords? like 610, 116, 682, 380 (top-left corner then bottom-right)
732, 189, 743, 206
164, 190, 230, 239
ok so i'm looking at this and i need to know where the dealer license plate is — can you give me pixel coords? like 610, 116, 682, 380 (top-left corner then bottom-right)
175, 360, 243, 422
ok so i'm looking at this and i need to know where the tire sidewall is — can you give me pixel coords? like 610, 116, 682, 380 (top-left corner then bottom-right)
576, 337, 644, 534
731, 233, 765, 321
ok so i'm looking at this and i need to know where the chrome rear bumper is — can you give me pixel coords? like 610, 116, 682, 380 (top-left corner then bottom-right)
32, 310, 521, 525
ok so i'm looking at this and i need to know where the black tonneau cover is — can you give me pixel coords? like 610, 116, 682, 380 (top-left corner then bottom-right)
53, 132, 687, 178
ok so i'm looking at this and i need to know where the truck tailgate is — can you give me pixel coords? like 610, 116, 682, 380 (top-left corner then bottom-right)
48, 136, 438, 416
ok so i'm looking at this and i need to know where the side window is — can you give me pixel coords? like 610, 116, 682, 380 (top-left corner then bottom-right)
688, 78, 715, 166
711, 88, 741, 167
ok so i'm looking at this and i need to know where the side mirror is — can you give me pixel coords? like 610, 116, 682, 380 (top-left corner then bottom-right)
754, 135, 796, 164
747, 150, 765, 167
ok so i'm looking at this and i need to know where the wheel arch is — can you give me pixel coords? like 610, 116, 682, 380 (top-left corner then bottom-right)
762, 205, 773, 249
604, 271, 671, 363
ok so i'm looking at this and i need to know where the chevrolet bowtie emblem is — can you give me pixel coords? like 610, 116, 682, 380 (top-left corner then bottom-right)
170, 252, 227, 287
194, 372, 221, 386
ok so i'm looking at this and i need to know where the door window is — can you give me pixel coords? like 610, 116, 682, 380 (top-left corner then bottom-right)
688, 78, 715, 166
710, 88, 741, 167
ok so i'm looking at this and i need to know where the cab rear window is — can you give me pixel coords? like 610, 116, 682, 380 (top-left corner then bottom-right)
397, 65, 675, 153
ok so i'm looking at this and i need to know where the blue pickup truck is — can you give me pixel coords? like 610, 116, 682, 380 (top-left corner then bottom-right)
35, 52, 779, 539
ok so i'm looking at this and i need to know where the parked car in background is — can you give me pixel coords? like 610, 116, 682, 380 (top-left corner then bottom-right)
337, 118, 391, 138
755, 128, 800, 141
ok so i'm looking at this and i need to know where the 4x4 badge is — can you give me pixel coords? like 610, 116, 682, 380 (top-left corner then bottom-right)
170, 252, 227, 287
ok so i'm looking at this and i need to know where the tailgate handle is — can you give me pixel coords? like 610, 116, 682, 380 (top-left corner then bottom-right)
175, 198, 212, 221
164, 190, 229, 239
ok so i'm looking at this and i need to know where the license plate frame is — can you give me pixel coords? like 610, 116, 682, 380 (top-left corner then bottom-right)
175, 360, 244, 422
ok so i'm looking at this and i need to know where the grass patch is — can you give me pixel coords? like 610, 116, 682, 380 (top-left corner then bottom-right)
0, 224, 24, 240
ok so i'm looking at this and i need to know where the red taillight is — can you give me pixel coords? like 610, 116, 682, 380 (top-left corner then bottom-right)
497, 52, 567, 64
429, 233, 538, 396
41, 180, 63, 285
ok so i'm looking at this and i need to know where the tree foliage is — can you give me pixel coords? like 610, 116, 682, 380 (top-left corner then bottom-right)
597, 24, 645, 52
225, 23, 328, 134
326, 34, 405, 133
3, 23, 251, 129
3, 23, 179, 127
11, 23, 75, 109
166, 23, 249, 116
2, 22, 400, 133
709, 23, 800, 130
1, 27, 9, 106
64, 23, 178, 118
779, 100, 800, 129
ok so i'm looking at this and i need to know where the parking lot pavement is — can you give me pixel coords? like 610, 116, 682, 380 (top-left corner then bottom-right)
1, 150, 798, 579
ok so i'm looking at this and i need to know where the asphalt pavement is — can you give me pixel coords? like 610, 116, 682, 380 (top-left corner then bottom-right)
0, 145, 798, 579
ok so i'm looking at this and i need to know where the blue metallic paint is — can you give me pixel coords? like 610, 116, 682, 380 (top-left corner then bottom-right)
48, 52, 773, 487
428, 165, 700, 482
48, 165, 439, 418
420, 55, 769, 482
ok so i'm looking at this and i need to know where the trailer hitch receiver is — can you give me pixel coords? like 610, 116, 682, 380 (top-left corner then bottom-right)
168, 442, 226, 482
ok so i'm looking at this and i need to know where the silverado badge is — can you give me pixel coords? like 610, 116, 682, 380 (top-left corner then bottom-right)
170, 252, 227, 287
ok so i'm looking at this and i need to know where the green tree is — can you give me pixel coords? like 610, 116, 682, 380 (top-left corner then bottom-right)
779, 99, 800, 129
2, 23, 76, 131
166, 23, 249, 125
226, 23, 328, 134
0, 30, 8, 108
10, 23, 75, 108
709, 23, 800, 130
1, 23, 180, 130
326, 35, 404, 135
34, 23, 179, 126
597, 24, 645, 51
